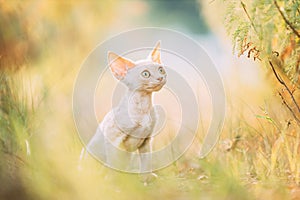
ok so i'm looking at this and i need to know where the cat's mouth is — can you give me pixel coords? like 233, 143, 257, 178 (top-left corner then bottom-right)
146, 82, 166, 91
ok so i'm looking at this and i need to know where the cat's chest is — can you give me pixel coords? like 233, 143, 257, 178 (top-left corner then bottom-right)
101, 110, 155, 151
130, 93, 151, 113
117, 92, 154, 130
101, 91, 156, 149
131, 114, 153, 133
117, 112, 154, 136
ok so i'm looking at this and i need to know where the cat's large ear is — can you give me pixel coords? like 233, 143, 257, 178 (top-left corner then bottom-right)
149, 41, 161, 64
108, 52, 135, 80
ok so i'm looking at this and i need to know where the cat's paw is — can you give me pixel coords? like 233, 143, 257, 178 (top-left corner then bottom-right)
140, 172, 158, 186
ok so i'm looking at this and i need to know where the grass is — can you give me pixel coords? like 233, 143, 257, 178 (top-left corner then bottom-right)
1, 70, 299, 199
0, 71, 35, 199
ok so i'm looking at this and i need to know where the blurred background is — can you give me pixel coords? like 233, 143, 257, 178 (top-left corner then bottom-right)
1, 0, 299, 199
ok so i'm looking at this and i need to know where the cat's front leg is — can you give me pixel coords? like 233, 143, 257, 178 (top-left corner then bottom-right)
138, 138, 152, 172
138, 138, 157, 185
86, 126, 107, 162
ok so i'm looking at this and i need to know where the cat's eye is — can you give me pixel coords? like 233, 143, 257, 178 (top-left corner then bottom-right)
141, 70, 151, 78
158, 67, 166, 75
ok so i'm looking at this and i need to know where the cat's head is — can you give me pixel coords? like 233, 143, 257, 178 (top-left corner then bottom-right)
108, 41, 167, 92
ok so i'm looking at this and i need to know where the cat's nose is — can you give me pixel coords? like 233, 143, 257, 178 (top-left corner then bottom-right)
157, 77, 163, 82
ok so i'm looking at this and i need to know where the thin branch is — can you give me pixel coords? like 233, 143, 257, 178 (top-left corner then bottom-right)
240, 1, 258, 34
1, 149, 27, 165
274, 0, 300, 38
269, 61, 300, 114
292, 0, 300, 15
278, 91, 300, 124
269, 61, 285, 84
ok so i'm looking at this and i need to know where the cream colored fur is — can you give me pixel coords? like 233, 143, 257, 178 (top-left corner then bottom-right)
86, 41, 166, 176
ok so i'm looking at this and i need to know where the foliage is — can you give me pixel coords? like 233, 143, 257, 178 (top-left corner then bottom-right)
223, 0, 300, 124
0, 72, 34, 155
0, 71, 36, 199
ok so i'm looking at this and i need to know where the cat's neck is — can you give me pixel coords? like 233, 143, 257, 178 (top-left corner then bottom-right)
128, 89, 152, 97
125, 89, 153, 115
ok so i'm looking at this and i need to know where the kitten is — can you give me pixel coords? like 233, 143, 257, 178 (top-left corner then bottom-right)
86, 41, 166, 177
